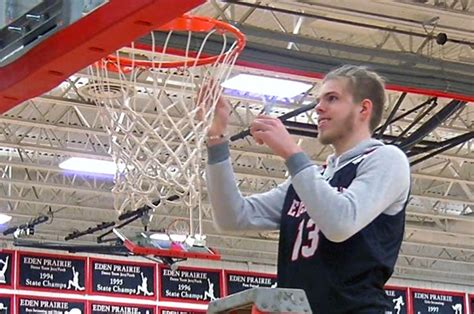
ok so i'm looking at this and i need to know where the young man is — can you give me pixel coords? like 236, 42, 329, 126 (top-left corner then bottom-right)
205, 65, 411, 313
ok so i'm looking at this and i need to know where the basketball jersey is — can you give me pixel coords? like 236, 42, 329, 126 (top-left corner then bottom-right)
277, 149, 407, 313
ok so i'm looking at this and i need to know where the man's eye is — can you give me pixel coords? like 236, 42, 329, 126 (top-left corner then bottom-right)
328, 95, 338, 102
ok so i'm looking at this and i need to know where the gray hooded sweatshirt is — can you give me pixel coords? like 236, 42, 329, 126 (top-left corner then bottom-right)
206, 138, 410, 243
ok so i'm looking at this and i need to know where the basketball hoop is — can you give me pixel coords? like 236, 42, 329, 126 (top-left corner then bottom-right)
86, 15, 245, 245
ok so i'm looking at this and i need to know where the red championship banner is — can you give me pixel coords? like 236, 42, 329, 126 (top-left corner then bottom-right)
158, 307, 206, 314
17, 295, 86, 314
17, 250, 87, 294
0, 250, 15, 289
384, 285, 409, 314
0, 294, 13, 313
410, 288, 467, 314
158, 264, 223, 304
89, 257, 157, 300
89, 300, 156, 314
224, 270, 276, 296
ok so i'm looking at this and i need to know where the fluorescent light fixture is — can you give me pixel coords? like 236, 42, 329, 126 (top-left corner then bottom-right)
59, 157, 123, 175
221, 74, 312, 98
0, 147, 13, 157
0, 213, 12, 224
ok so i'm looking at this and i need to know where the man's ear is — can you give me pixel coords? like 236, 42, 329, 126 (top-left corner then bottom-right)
360, 99, 373, 122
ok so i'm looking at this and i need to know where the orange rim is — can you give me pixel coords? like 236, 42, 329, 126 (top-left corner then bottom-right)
106, 15, 246, 69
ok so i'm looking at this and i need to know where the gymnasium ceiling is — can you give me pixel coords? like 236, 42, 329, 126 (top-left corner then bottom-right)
0, 0, 473, 287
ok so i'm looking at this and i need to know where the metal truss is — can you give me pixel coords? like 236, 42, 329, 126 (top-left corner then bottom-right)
204, 0, 474, 65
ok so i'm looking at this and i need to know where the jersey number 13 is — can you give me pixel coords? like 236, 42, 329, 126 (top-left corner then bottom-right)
291, 218, 320, 261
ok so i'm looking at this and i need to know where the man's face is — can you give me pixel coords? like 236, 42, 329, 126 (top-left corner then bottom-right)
315, 78, 360, 145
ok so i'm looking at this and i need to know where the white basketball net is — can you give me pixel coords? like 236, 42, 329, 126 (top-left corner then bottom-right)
87, 18, 242, 240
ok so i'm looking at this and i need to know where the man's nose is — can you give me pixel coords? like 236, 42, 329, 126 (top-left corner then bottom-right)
315, 101, 324, 114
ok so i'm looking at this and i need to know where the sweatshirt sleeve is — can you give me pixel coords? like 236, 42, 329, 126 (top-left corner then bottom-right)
290, 145, 410, 242
206, 142, 288, 232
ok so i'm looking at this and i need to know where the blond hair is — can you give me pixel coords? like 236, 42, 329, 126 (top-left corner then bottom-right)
323, 65, 386, 131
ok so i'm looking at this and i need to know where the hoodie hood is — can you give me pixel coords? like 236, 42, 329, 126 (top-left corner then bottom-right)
326, 138, 385, 171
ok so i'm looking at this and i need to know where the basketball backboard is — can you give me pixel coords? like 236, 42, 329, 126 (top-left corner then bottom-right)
113, 229, 221, 261
0, 0, 205, 113
13, 227, 220, 265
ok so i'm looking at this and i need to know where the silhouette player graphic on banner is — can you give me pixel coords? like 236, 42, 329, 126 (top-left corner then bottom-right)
0, 302, 7, 314
0, 256, 8, 284
136, 272, 153, 296
204, 278, 217, 301
452, 303, 462, 314
393, 295, 404, 314
67, 267, 85, 291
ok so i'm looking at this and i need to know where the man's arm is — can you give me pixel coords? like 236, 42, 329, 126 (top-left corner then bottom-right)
206, 141, 288, 232
289, 145, 410, 242
202, 94, 287, 232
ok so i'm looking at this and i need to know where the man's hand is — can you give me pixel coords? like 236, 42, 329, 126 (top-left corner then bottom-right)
197, 83, 231, 145
207, 95, 231, 139
250, 115, 303, 160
